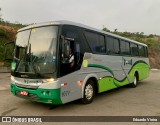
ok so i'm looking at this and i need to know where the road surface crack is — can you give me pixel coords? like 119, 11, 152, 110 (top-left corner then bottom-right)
1, 107, 18, 116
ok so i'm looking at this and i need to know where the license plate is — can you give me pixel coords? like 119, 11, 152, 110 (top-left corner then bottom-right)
20, 91, 28, 96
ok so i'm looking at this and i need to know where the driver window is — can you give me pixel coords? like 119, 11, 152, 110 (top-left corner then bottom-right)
60, 26, 81, 76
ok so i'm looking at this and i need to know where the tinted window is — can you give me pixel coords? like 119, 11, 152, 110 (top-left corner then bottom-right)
120, 40, 125, 54
107, 36, 120, 54
114, 39, 120, 54
126, 42, 130, 55
120, 40, 130, 55
107, 37, 114, 54
62, 26, 91, 53
139, 45, 145, 57
85, 31, 105, 53
61, 25, 91, 76
130, 43, 139, 56
144, 47, 148, 57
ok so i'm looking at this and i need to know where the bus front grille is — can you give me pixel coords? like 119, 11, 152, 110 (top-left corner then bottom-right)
15, 83, 38, 90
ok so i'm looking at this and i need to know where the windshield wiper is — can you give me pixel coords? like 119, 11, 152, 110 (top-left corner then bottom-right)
15, 43, 39, 76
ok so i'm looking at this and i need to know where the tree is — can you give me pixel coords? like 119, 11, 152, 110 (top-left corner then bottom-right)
0, 8, 2, 21
140, 32, 144, 35
102, 27, 110, 32
114, 29, 118, 32
146, 38, 153, 46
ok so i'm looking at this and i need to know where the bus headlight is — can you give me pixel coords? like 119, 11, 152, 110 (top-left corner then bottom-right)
42, 78, 55, 83
11, 76, 15, 82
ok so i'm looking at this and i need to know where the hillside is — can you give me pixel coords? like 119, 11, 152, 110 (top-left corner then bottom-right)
0, 23, 24, 66
0, 24, 160, 68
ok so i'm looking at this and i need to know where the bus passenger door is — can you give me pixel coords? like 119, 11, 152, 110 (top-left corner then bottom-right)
121, 57, 132, 83
120, 40, 133, 84
60, 37, 82, 104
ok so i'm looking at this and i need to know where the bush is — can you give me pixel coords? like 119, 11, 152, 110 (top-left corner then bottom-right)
146, 38, 153, 46
0, 29, 6, 37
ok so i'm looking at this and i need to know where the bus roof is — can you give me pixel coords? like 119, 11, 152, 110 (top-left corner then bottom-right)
18, 20, 147, 47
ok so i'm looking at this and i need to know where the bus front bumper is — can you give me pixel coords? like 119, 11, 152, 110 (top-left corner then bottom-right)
10, 83, 62, 105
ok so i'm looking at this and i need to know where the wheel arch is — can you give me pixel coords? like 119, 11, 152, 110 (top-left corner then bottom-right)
82, 74, 98, 98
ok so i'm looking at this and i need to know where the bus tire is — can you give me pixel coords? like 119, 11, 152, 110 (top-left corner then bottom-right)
81, 79, 95, 104
130, 74, 138, 88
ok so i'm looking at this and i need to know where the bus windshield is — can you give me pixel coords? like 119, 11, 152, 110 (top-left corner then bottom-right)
14, 26, 58, 75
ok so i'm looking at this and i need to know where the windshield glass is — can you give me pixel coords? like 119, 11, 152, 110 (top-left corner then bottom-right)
14, 26, 58, 75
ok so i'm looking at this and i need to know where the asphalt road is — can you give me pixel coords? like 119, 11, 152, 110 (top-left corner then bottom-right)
0, 71, 160, 125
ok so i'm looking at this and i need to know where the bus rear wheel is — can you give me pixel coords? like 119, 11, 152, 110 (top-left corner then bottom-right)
81, 79, 95, 104
130, 74, 138, 88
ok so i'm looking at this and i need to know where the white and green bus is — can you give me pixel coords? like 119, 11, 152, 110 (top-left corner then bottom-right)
7, 21, 150, 105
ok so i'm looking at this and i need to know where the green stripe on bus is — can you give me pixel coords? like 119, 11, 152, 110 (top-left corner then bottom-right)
88, 63, 123, 88
88, 62, 149, 93
88, 64, 114, 76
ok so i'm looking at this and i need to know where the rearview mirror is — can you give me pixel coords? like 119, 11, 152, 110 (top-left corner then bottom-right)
4, 41, 15, 60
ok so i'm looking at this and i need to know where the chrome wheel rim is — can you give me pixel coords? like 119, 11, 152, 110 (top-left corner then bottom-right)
133, 76, 137, 86
85, 84, 93, 100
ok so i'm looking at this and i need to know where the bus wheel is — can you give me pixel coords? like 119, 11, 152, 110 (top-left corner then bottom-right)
81, 79, 95, 104
130, 74, 138, 88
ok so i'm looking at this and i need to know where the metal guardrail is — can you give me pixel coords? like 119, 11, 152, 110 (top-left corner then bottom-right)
0, 67, 11, 73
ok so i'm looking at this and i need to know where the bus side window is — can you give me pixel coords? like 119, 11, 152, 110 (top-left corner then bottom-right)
120, 40, 130, 55
113, 39, 120, 54
130, 43, 139, 56
106, 36, 120, 55
106, 37, 114, 54
84, 31, 105, 54
145, 47, 148, 57
61, 25, 88, 76
138, 45, 145, 57
125, 42, 130, 55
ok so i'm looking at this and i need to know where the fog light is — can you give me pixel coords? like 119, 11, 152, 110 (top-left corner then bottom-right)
46, 91, 51, 96
42, 91, 46, 96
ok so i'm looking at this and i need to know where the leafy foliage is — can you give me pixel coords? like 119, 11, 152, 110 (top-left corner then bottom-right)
0, 22, 24, 66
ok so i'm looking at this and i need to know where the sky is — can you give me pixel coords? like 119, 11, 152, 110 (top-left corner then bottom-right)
0, 0, 160, 35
